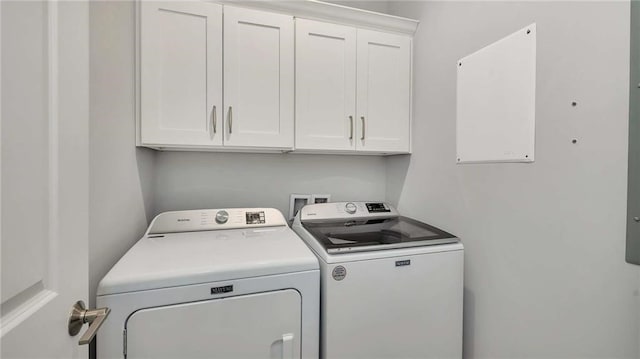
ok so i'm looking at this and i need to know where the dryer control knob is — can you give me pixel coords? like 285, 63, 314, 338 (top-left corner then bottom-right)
215, 210, 229, 224
345, 202, 357, 214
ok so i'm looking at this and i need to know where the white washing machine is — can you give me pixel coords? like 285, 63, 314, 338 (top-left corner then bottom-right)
96, 208, 319, 359
292, 202, 464, 359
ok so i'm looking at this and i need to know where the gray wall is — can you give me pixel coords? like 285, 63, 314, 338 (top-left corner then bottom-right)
386, 1, 639, 358
154, 152, 386, 218
89, 1, 155, 307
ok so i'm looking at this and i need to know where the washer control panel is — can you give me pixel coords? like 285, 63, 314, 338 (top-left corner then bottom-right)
147, 208, 287, 235
300, 202, 399, 222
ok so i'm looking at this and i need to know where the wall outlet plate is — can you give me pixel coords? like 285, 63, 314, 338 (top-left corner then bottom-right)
311, 194, 331, 204
289, 194, 312, 220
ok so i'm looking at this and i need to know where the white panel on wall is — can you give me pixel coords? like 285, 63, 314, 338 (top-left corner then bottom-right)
456, 23, 536, 164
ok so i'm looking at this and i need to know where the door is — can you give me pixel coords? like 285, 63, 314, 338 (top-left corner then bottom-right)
139, 1, 223, 147
224, 6, 294, 149
126, 290, 302, 358
295, 19, 356, 151
1, 1, 90, 357
356, 29, 411, 153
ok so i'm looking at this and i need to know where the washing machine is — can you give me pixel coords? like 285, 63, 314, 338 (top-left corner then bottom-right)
96, 208, 319, 359
292, 202, 463, 359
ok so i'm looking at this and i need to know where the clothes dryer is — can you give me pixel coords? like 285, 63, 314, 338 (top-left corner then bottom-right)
97, 208, 319, 359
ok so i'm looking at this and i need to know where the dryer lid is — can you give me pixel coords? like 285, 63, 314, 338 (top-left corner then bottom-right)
97, 213, 318, 296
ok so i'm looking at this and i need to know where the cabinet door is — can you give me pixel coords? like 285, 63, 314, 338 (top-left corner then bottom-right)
356, 30, 411, 153
140, 1, 223, 147
295, 19, 356, 151
224, 6, 294, 149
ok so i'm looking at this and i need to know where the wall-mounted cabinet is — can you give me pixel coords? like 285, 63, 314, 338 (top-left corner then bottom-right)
356, 30, 411, 153
139, 2, 293, 151
295, 20, 412, 154
223, 7, 294, 149
137, 1, 417, 155
295, 19, 357, 152
139, 1, 223, 147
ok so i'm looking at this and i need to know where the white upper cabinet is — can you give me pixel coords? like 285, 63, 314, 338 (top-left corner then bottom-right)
223, 6, 294, 149
356, 30, 412, 153
296, 22, 412, 154
139, 1, 223, 147
137, 1, 416, 154
295, 19, 357, 151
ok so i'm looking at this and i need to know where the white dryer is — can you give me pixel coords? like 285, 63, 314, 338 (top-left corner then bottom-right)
97, 208, 319, 359
292, 202, 463, 359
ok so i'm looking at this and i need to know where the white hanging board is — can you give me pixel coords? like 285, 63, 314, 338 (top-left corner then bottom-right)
456, 23, 536, 164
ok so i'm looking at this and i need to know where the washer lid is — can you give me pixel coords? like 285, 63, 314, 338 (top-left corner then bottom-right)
302, 216, 458, 254
97, 225, 319, 296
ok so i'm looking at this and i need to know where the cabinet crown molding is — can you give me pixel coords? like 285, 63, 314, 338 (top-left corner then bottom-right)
216, 0, 419, 35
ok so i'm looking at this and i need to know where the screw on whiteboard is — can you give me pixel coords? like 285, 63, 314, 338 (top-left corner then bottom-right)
572, 139, 577, 144
457, 158, 461, 162
571, 102, 577, 107
459, 62, 462, 67
526, 29, 531, 34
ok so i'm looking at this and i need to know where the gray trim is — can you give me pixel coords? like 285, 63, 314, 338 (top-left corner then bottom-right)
626, 0, 640, 264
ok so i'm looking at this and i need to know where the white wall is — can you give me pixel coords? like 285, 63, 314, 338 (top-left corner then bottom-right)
154, 152, 386, 218
386, 1, 639, 358
326, 1, 390, 14
89, 1, 155, 308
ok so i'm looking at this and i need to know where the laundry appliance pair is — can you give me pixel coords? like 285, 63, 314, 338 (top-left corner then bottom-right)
96, 203, 462, 359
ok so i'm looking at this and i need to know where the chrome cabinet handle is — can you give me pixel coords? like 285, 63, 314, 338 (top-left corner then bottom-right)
349, 115, 354, 139
212, 105, 217, 134
228, 106, 233, 134
68, 300, 111, 346
360, 116, 365, 140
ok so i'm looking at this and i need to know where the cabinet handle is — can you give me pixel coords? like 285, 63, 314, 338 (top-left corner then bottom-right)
349, 115, 354, 140
212, 105, 217, 134
360, 116, 365, 140
228, 106, 233, 134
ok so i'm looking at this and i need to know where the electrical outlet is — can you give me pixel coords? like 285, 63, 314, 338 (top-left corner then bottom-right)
289, 194, 312, 220
311, 194, 331, 204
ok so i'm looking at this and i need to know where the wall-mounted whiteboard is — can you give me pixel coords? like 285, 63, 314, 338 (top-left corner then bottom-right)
456, 23, 536, 164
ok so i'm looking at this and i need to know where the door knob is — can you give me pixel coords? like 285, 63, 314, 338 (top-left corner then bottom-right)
68, 300, 111, 345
